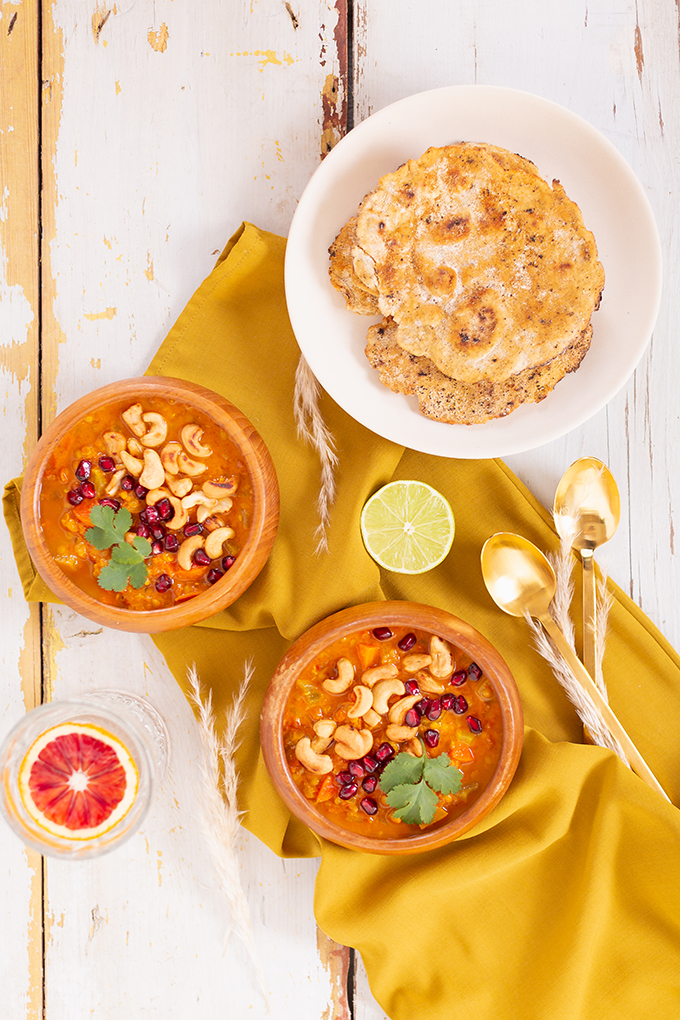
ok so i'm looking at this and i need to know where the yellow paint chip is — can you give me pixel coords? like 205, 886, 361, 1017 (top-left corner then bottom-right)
115, 80, 121, 95
148, 24, 169, 52
84, 307, 117, 321
144, 253, 154, 281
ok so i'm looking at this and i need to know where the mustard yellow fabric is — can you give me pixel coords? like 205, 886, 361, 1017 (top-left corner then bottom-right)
5, 223, 680, 1019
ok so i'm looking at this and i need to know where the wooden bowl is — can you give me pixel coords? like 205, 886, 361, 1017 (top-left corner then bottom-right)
261, 601, 523, 855
20, 376, 279, 632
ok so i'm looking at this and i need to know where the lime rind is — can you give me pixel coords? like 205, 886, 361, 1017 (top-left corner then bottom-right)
360, 480, 455, 574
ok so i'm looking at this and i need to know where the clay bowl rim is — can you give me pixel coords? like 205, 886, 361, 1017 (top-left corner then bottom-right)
260, 600, 524, 855
20, 375, 280, 633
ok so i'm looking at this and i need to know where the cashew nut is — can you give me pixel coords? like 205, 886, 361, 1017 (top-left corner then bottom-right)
177, 450, 208, 477
429, 635, 454, 678
294, 736, 333, 775
141, 412, 168, 448
161, 442, 184, 476
146, 487, 171, 506
122, 403, 146, 438
333, 725, 373, 760
387, 693, 422, 725
165, 496, 187, 531
119, 449, 143, 477
127, 437, 143, 457
362, 709, 382, 729
204, 527, 236, 560
322, 658, 354, 695
311, 734, 334, 754
139, 448, 165, 490
103, 431, 126, 456
177, 534, 205, 570
385, 724, 417, 743
165, 474, 193, 498
371, 678, 406, 714
405, 737, 424, 758
403, 653, 432, 673
346, 685, 374, 719
414, 671, 446, 695
105, 468, 126, 496
196, 505, 212, 523
361, 663, 399, 688
202, 479, 237, 501
313, 720, 337, 739
212, 498, 235, 515
181, 491, 217, 510
181, 424, 212, 458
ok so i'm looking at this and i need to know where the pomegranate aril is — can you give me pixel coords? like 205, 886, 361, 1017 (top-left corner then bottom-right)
441, 694, 455, 711
404, 708, 420, 728
155, 574, 172, 593
207, 568, 224, 584
415, 697, 432, 717
67, 489, 84, 506
375, 742, 395, 763
427, 699, 442, 721
453, 695, 468, 714
134, 483, 148, 499
339, 782, 358, 800
78, 481, 96, 499
404, 679, 420, 696
360, 797, 378, 816
164, 533, 179, 552
468, 662, 483, 680
184, 522, 203, 538
222, 555, 236, 571
362, 754, 380, 774
397, 632, 417, 651
75, 459, 91, 481
136, 523, 151, 539
194, 549, 211, 567
423, 729, 439, 748
155, 497, 173, 521
120, 475, 135, 491
98, 497, 120, 511
467, 716, 483, 733
362, 775, 378, 793
451, 669, 467, 687
151, 540, 163, 555
348, 760, 365, 779
140, 506, 160, 525
337, 771, 354, 786
98, 455, 116, 472
150, 525, 166, 541
372, 627, 392, 641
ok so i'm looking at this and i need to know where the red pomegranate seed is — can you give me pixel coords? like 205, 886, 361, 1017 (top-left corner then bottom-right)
372, 627, 392, 640
468, 662, 483, 680
441, 694, 455, 711
362, 754, 379, 774
164, 533, 179, 552
404, 708, 420, 728
75, 459, 91, 481
423, 729, 439, 748
120, 475, 135, 491
151, 540, 163, 555
221, 555, 236, 571
451, 669, 467, 687
360, 797, 378, 815
140, 506, 160, 525
375, 742, 395, 763
184, 522, 203, 537
155, 497, 173, 521
397, 632, 417, 651
404, 679, 420, 696
78, 481, 96, 499
98, 455, 116, 472
453, 695, 468, 714
415, 697, 432, 717
467, 716, 483, 733
150, 525, 166, 541
155, 574, 172, 593
336, 771, 354, 786
136, 523, 151, 538
362, 775, 378, 793
98, 497, 120, 510
134, 483, 148, 499
348, 760, 365, 779
339, 782, 358, 800
427, 698, 442, 721
207, 568, 224, 584
67, 489, 84, 506
194, 549, 211, 567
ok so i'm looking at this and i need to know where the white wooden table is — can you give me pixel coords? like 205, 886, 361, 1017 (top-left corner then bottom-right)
2, 2, 678, 1016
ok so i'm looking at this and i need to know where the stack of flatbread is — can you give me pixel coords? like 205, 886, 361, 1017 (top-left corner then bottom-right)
329, 142, 605, 425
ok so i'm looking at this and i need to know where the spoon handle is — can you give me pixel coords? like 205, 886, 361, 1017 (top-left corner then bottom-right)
536, 612, 670, 802
581, 549, 599, 685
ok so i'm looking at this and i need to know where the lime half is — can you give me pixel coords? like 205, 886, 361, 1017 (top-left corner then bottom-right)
360, 480, 455, 574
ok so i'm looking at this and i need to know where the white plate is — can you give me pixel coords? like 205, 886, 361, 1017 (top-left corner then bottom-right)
285, 85, 662, 459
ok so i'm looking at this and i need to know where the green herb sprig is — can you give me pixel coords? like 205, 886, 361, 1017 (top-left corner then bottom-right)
84, 505, 151, 592
379, 743, 463, 826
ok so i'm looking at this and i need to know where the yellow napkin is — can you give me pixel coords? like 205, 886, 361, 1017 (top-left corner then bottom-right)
5, 223, 680, 1019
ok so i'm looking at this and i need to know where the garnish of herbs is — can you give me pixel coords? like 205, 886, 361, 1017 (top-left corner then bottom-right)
84, 505, 151, 592
379, 742, 463, 825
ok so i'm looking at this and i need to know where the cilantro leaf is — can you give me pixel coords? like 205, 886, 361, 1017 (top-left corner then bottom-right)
85, 505, 133, 550
379, 751, 425, 792
385, 781, 439, 826
422, 755, 463, 796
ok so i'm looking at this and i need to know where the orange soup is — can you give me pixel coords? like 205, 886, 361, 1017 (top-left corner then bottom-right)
39, 394, 254, 609
282, 624, 504, 839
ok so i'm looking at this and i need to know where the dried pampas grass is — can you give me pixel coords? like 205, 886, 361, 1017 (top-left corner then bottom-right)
294, 354, 339, 554
187, 663, 267, 1005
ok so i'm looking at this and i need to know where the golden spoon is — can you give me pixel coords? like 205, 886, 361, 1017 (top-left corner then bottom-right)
480, 532, 669, 801
553, 457, 621, 687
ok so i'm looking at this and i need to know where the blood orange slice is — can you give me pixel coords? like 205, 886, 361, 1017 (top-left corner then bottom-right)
18, 723, 139, 841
